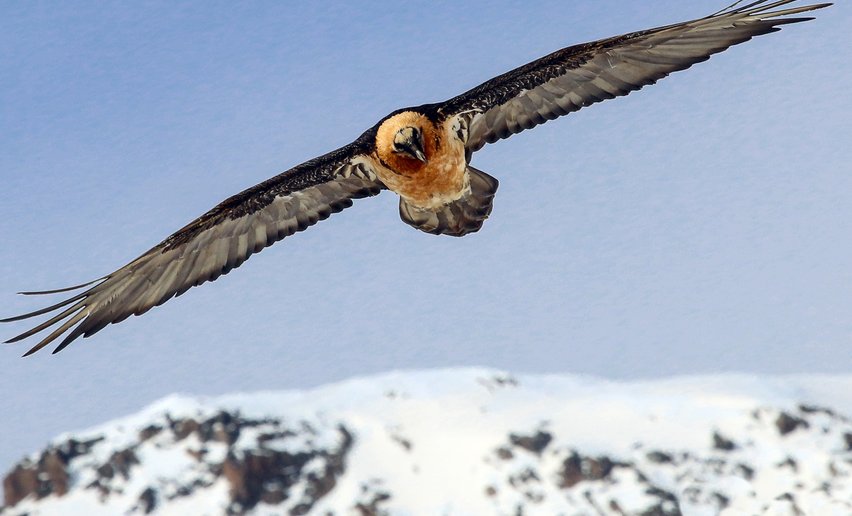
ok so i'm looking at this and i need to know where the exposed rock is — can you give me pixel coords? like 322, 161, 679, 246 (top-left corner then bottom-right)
170, 417, 200, 441
198, 411, 242, 445
495, 447, 514, 460
1, 436, 102, 506
712, 431, 737, 451
390, 434, 412, 452
3, 463, 39, 507
557, 451, 620, 488
296, 425, 354, 513
711, 492, 730, 510
477, 373, 519, 392
509, 431, 552, 455
646, 451, 674, 464
508, 467, 540, 488
777, 456, 798, 472
776, 412, 809, 436
136, 487, 157, 514
735, 463, 755, 480
354, 490, 391, 516
2, 410, 353, 515
798, 404, 836, 417
354, 480, 392, 516
97, 448, 139, 481
775, 492, 805, 516
138, 425, 162, 442
223, 424, 353, 515
641, 486, 682, 516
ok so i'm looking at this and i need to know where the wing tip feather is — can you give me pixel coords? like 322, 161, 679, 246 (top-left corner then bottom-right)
51, 331, 84, 355
16, 277, 106, 296
22, 338, 53, 357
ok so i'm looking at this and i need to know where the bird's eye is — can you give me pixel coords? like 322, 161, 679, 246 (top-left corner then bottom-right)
393, 127, 418, 153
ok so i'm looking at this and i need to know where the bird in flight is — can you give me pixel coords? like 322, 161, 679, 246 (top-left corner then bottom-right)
2, 1, 831, 356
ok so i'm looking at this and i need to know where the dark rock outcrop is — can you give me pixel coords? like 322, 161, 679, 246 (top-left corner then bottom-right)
509, 431, 553, 455
3, 436, 103, 506
2, 411, 353, 515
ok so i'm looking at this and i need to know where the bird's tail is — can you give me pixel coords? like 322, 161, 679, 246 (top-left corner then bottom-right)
399, 166, 499, 237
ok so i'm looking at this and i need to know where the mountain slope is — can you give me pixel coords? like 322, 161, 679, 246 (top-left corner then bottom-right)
3, 369, 852, 515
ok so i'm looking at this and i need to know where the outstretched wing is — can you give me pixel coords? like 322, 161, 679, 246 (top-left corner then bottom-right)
2, 145, 384, 355
440, 0, 831, 154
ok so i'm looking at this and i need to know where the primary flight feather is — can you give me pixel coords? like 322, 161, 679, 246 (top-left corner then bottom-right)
2, 1, 832, 355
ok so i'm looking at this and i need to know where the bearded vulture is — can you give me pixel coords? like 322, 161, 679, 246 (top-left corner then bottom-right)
2, 1, 832, 355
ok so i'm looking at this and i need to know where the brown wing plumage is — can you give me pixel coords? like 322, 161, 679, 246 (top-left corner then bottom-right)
2, 145, 384, 355
440, 0, 831, 154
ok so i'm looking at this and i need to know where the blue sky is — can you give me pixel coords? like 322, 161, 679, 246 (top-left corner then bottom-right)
1, 1, 850, 473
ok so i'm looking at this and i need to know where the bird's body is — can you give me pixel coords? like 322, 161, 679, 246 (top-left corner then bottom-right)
2, 1, 833, 355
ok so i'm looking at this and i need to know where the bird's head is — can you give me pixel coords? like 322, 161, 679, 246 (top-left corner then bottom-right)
375, 111, 435, 173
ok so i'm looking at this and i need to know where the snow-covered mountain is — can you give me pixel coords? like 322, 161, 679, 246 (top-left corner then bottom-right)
3, 369, 852, 515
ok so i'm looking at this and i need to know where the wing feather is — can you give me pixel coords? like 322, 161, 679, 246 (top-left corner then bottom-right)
23, 308, 89, 357
440, 0, 831, 153
2, 145, 384, 355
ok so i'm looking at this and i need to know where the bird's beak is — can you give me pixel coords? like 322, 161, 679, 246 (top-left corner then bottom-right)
411, 146, 427, 163
402, 134, 427, 163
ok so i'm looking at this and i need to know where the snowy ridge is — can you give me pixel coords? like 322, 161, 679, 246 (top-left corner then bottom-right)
2, 369, 852, 515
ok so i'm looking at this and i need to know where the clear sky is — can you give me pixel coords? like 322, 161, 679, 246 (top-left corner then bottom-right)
1, 1, 850, 473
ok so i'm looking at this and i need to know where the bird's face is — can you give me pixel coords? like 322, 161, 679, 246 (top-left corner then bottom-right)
392, 126, 428, 163
374, 111, 435, 175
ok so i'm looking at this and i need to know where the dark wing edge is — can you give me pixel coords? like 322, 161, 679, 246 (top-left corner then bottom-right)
1, 146, 384, 356
440, 0, 832, 153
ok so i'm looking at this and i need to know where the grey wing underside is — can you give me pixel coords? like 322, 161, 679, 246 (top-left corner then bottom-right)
440, 0, 830, 154
1, 147, 384, 356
